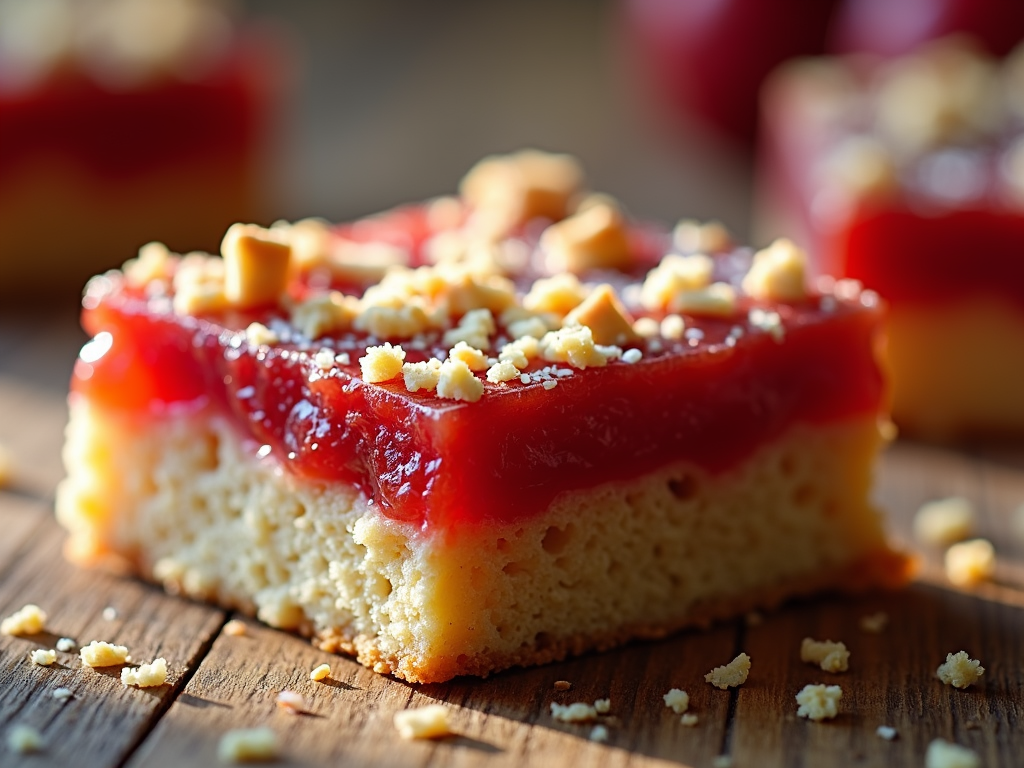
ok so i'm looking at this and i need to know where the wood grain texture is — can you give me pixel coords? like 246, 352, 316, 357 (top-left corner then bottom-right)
0, 517, 226, 768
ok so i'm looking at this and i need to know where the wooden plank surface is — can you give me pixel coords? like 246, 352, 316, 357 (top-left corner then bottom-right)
4, 315, 1024, 768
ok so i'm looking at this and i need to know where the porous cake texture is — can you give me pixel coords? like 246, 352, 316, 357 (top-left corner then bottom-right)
61, 399, 899, 683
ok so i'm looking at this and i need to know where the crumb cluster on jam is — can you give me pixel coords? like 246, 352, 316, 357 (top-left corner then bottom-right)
73, 150, 886, 530
765, 37, 1024, 307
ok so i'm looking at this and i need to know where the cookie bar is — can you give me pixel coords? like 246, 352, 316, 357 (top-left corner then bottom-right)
58, 150, 910, 682
758, 37, 1024, 438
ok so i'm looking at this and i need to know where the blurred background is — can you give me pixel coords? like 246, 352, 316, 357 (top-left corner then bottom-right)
2, 0, 1022, 300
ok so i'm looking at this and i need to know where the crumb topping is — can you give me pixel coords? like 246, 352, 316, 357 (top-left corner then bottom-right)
107, 149, 865, 411
550, 702, 599, 723
742, 239, 808, 302
796, 683, 842, 721
800, 638, 850, 673
705, 652, 751, 689
936, 651, 985, 689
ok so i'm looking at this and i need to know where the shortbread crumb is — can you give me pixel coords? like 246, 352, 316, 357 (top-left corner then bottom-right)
705, 652, 751, 689
876, 725, 898, 741
796, 683, 842, 721
914, 497, 975, 546
30, 649, 57, 666
593, 698, 610, 714
359, 343, 406, 384
936, 651, 985, 689
436, 358, 484, 402
276, 690, 306, 714
7, 724, 43, 754
310, 663, 331, 682
394, 704, 452, 740
1, 604, 47, 636
859, 612, 889, 633
553, 680, 572, 691
589, 724, 609, 742
945, 539, 996, 586
56, 637, 76, 652
80, 641, 129, 668
680, 713, 699, 727
550, 701, 599, 723
800, 638, 850, 673
121, 658, 168, 688
102, 606, 118, 621
52, 688, 73, 701
223, 619, 247, 636
925, 739, 980, 768
663, 688, 690, 714
217, 727, 278, 763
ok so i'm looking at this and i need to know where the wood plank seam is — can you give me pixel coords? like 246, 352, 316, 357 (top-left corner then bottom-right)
718, 620, 746, 759
110, 613, 233, 768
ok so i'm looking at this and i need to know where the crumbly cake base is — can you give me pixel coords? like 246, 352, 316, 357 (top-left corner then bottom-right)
57, 398, 908, 683
884, 297, 1024, 440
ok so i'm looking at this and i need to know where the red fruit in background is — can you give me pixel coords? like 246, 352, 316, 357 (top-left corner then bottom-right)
621, 0, 841, 143
830, 0, 1024, 57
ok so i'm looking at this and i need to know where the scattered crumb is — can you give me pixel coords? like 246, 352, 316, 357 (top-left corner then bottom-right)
589, 724, 609, 743
553, 680, 572, 691
30, 649, 57, 666
394, 704, 452, 740
359, 342, 406, 384
796, 684, 842, 721
859, 612, 889, 633
1, 604, 47, 636
936, 651, 985, 689
925, 739, 980, 768
712, 755, 733, 768
800, 638, 850, 673
876, 725, 898, 741
435, 358, 484, 402
745, 611, 763, 627
244, 322, 279, 347
705, 652, 751, 689
80, 641, 129, 668
217, 727, 278, 763
223, 619, 247, 636
593, 698, 610, 714
914, 497, 975, 546
550, 702, 599, 723
52, 688, 73, 701
121, 658, 168, 688
56, 637, 76, 652
275, 691, 307, 714
102, 606, 118, 621
310, 663, 331, 682
742, 238, 808, 302
663, 688, 690, 714
7, 724, 43, 754
681, 714, 699, 727
945, 539, 996, 586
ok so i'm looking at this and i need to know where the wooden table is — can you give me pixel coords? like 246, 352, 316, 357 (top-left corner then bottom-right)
2, 308, 1023, 768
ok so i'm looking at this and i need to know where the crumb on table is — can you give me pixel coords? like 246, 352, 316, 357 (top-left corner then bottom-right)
705, 653, 751, 689
394, 704, 452, 740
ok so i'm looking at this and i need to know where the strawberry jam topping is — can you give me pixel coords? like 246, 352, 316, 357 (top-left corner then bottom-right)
73, 269, 885, 532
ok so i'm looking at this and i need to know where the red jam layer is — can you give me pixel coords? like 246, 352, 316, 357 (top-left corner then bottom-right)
0, 37, 280, 181
73, 283, 885, 533
827, 206, 1024, 309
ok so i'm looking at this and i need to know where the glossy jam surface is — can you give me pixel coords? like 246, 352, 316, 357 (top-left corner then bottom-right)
74, 276, 885, 532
